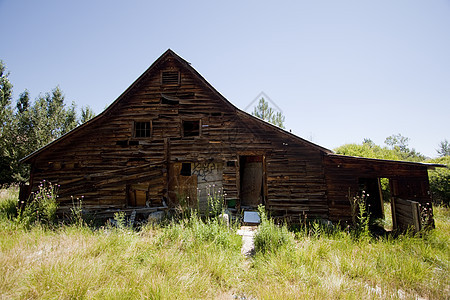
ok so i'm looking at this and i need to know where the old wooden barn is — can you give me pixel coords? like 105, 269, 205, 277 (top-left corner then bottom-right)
21, 49, 439, 230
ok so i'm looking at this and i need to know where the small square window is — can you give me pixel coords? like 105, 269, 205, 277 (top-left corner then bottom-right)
134, 121, 151, 138
183, 120, 200, 137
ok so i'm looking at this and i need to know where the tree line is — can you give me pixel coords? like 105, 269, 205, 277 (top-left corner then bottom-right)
0, 60, 95, 184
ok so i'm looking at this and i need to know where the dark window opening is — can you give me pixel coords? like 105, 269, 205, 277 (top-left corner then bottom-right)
161, 97, 179, 105
161, 71, 180, 85
227, 161, 236, 167
135, 121, 151, 138
183, 120, 200, 137
128, 157, 145, 162
180, 163, 191, 176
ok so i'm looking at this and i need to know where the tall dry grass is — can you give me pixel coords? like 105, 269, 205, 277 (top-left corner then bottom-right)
1, 188, 449, 299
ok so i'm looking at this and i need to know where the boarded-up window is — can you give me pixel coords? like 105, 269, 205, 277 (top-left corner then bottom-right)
183, 120, 200, 137
134, 121, 151, 138
127, 184, 148, 207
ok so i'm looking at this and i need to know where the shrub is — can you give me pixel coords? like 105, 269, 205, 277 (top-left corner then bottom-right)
427, 156, 450, 206
254, 205, 294, 254
18, 180, 59, 227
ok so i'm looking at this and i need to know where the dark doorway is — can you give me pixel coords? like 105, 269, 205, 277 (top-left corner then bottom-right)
240, 155, 264, 207
358, 178, 384, 219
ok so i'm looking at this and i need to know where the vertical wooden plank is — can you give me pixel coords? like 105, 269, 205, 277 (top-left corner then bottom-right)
377, 178, 384, 216
236, 156, 241, 208
411, 200, 421, 233
164, 137, 170, 202
391, 198, 397, 230
263, 155, 268, 205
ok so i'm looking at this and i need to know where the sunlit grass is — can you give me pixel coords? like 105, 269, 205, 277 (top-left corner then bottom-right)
1, 187, 449, 299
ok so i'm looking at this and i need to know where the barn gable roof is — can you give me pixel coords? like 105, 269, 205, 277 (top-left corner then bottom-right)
21, 49, 332, 163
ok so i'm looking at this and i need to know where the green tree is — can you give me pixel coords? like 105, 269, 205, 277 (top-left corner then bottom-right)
437, 139, 450, 157
12, 91, 34, 181
27, 87, 79, 150
384, 133, 410, 152
427, 156, 450, 206
334, 141, 401, 161
80, 105, 96, 123
336, 135, 426, 162
0, 60, 95, 184
0, 61, 14, 184
384, 133, 425, 162
252, 97, 285, 129
0, 61, 13, 126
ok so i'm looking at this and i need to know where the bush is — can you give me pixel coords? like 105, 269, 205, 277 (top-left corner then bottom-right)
254, 205, 294, 254
18, 180, 59, 227
427, 156, 450, 206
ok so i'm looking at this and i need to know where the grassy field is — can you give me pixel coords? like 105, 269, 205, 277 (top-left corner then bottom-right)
0, 187, 449, 299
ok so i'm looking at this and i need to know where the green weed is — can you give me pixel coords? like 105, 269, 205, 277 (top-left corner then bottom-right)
206, 184, 225, 217
0, 186, 18, 220
254, 205, 294, 254
16, 180, 59, 227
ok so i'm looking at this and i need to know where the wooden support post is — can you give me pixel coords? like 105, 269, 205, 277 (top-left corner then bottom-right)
411, 201, 421, 233
391, 198, 397, 230
164, 138, 170, 202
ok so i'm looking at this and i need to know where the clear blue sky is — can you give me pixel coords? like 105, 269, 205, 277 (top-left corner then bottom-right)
1, 0, 449, 158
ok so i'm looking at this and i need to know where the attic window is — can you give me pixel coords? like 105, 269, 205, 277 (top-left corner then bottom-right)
161, 71, 180, 85
134, 121, 151, 138
183, 120, 200, 137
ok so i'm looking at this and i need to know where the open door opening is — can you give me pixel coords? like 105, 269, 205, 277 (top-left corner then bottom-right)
358, 178, 384, 220
240, 155, 264, 207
